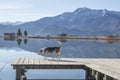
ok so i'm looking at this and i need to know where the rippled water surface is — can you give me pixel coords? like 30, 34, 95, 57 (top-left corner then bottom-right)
0, 38, 120, 80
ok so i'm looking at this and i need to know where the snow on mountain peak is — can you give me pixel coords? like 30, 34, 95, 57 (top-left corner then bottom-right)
75, 7, 91, 12
102, 9, 108, 16
59, 8, 110, 21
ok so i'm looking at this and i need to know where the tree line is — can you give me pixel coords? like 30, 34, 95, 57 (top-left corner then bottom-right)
17, 28, 28, 36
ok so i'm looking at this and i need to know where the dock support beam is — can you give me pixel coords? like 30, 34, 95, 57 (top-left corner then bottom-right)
103, 75, 117, 80
85, 68, 96, 80
85, 67, 117, 80
16, 67, 26, 80
85, 67, 112, 80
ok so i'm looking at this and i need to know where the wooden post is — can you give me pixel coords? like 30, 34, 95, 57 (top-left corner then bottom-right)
16, 68, 21, 80
99, 73, 104, 80
85, 68, 96, 80
86, 68, 90, 79
16, 67, 26, 80
104, 75, 117, 80
103, 75, 107, 80
94, 72, 106, 80
21, 75, 26, 80
95, 71, 98, 80
91, 69, 95, 76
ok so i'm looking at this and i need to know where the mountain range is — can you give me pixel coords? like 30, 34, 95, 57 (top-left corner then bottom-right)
0, 21, 23, 26
1, 7, 120, 36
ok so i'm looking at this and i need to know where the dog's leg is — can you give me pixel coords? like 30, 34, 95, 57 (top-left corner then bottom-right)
57, 52, 61, 60
44, 53, 48, 60
52, 53, 54, 60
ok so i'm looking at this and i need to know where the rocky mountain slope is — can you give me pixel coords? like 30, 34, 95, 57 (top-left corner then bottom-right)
1, 7, 120, 36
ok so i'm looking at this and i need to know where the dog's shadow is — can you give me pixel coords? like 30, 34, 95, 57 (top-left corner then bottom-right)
47, 58, 77, 62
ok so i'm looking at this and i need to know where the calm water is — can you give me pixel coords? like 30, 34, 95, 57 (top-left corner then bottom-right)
0, 38, 120, 80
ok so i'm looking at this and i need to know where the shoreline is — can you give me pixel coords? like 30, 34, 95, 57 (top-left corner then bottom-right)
0, 35, 120, 40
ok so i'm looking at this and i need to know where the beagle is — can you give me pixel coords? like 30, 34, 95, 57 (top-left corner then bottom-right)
38, 46, 61, 60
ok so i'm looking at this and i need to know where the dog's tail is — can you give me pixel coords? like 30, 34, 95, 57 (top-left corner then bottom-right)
57, 41, 62, 47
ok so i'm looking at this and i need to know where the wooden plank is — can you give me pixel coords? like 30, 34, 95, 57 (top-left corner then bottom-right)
12, 57, 21, 65
85, 59, 120, 79
71, 58, 120, 79
28, 58, 33, 64
38, 58, 45, 64
99, 59, 120, 68
17, 58, 25, 64
23, 58, 29, 65
11, 58, 120, 79
50, 60, 58, 64
86, 59, 120, 73
86, 64, 120, 79
33, 58, 39, 64
43, 59, 51, 64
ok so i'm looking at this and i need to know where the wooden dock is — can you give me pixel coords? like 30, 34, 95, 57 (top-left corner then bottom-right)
11, 58, 120, 80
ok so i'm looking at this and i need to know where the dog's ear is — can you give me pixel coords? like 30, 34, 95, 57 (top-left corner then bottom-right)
39, 49, 43, 53
37, 49, 42, 55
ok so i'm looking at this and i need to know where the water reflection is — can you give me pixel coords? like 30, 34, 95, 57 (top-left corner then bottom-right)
0, 48, 85, 80
3, 36, 120, 45
1, 37, 120, 58
4, 37, 15, 41
0, 37, 120, 80
16, 39, 22, 46
0, 48, 44, 80
24, 39, 28, 45
58, 39, 67, 43
98, 39, 119, 44
16, 39, 28, 46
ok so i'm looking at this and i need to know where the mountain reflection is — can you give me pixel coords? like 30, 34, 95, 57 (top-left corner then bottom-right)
3, 36, 120, 45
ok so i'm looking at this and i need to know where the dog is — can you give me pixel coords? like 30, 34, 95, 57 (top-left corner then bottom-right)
38, 46, 61, 60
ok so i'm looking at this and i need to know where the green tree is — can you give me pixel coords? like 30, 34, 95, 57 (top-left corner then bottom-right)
24, 30, 28, 36
17, 28, 22, 36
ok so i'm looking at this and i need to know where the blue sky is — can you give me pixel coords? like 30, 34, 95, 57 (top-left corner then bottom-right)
0, 0, 120, 22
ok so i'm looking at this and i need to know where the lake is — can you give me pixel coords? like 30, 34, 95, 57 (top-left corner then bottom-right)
0, 38, 120, 80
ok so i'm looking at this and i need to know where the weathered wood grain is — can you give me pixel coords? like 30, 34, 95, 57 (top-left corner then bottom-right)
11, 57, 120, 79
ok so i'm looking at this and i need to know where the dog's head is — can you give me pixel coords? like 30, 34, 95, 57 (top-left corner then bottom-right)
38, 48, 45, 55
39, 49, 43, 53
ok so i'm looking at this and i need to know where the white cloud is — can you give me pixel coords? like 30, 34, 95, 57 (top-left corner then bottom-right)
0, 13, 56, 22
0, 48, 43, 60
0, 4, 19, 9
0, 0, 32, 10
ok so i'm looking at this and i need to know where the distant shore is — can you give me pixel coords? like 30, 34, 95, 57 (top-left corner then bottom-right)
1, 35, 120, 40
